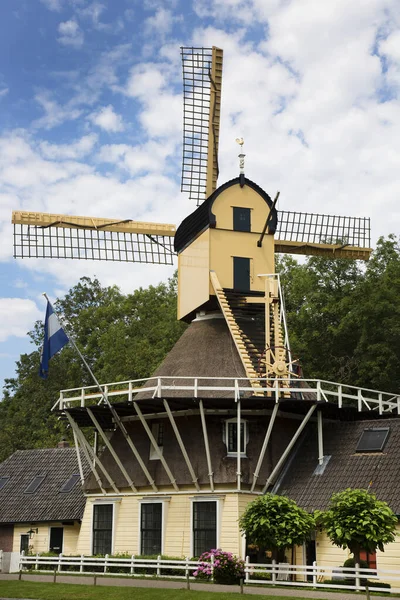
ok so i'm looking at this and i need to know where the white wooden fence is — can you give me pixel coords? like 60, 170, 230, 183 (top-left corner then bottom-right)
18, 553, 398, 592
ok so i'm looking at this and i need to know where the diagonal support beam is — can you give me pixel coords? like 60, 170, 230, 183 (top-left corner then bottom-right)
163, 400, 200, 491
104, 397, 158, 492
72, 429, 85, 486
133, 402, 179, 492
251, 402, 279, 492
66, 413, 106, 494
68, 415, 120, 494
262, 405, 317, 493
87, 408, 137, 492
199, 399, 214, 492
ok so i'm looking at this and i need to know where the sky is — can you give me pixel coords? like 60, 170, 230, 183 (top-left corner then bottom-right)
1, 0, 400, 396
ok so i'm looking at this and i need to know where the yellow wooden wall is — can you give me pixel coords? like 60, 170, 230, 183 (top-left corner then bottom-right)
77, 492, 257, 558
13, 522, 80, 555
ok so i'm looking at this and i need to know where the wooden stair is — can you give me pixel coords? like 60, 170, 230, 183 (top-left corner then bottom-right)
210, 271, 264, 392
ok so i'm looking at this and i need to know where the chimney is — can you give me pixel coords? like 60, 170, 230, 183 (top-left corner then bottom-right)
57, 438, 70, 448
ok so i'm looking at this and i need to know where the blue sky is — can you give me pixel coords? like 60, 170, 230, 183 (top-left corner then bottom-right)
1, 0, 400, 396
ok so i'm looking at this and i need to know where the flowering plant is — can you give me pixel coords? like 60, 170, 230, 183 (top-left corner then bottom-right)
193, 548, 245, 585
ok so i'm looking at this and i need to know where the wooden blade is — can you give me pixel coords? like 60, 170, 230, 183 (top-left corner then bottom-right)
181, 46, 223, 205
12, 210, 176, 265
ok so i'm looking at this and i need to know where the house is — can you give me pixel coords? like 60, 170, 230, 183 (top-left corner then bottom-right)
0, 442, 86, 560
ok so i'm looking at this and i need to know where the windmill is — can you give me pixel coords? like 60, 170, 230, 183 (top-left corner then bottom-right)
12, 46, 371, 391
11, 46, 385, 561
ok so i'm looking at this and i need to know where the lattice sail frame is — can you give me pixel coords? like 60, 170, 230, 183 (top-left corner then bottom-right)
181, 46, 223, 205
12, 211, 176, 265
275, 210, 371, 259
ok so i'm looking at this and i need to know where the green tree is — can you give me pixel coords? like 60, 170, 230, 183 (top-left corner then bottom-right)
0, 274, 186, 462
239, 494, 315, 560
316, 488, 397, 565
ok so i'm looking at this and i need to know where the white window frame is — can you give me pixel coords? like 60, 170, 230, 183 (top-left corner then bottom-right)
138, 497, 170, 555
149, 422, 164, 460
190, 496, 223, 557
223, 418, 249, 457
90, 498, 120, 556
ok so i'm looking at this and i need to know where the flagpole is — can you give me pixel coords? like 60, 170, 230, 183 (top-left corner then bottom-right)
42, 293, 108, 403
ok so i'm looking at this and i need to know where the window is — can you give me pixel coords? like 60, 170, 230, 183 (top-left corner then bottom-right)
224, 419, 248, 456
193, 501, 217, 557
0, 476, 10, 491
149, 422, 164, 460
20, 534, 29, 553
141, 503, 162, 555
356, 428, 389, 453
24, 475, 46, 494
360, 549, 377, 570
233, 207, 251, 232
60, 474, 80, 493
92, 504, 113, 555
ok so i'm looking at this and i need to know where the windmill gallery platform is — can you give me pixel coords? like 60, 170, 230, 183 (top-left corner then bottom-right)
6, 46, 400, 576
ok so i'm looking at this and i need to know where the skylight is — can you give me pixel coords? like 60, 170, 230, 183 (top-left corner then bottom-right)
24, 475, 46, 494
0, 476, 10, 491
356, 428, 389, 453
60, 473, 80, 493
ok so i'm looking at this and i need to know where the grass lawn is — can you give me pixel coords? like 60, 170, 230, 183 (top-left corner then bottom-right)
0, 580, 317, 600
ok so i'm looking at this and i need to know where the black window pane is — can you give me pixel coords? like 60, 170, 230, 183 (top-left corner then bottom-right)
193, 502, 216, 557
356, 428, 389, 452
233, 207, 251, 232
0, 477, 10, 491
228, 423, 245, 453
141, 503, 162, 555
25, 475, 46, 494
20, 535, 29, 553
93, 504, 113, 555
60, 474, 80, 493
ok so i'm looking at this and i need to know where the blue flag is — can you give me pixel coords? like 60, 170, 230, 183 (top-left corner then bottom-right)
39, 301, 69, 379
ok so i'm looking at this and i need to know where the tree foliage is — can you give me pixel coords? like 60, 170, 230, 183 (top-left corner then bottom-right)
0, 274, 186, 462
277, 235, 400, 390
316, 488, 397, 564
239, 494, 315, 559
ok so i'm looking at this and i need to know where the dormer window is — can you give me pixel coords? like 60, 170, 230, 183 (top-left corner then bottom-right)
224, 418, 249, 456
233, 207, 251, 232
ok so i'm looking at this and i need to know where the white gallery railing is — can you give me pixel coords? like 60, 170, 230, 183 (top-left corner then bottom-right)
19, 554, 398, 593
53, 375, 400, 414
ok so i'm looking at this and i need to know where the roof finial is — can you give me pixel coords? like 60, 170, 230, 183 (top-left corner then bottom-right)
236, 138, 245, 173
236, 138, 245, 186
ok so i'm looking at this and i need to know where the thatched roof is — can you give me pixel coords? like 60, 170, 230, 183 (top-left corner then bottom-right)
136, 315, 250, 399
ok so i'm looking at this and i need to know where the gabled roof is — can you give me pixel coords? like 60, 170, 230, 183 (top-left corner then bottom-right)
174, 176, 278, 253
278, 418, 400, 513
0, 448, 87, 523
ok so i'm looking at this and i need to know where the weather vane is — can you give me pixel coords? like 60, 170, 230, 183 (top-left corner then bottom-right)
236, 137, 245, 175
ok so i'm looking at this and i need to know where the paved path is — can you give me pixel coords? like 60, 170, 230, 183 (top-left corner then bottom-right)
0, 572, 396, 599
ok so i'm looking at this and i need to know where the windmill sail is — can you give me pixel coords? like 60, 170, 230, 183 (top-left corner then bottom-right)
275, 210, 372, 259
12, 211, 176, 265
181, 46, 223, 205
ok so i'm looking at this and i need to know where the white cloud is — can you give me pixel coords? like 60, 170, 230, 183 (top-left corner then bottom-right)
39, 133, 98, 160
32, 91, 83, 130
144, 8, 181, 38
40, 0, 63, 11
0, 298, 41, 342
57, 19, 84, 48
89, 105, 125, 132
124, 64, 181, 138
0, 88, 9, 99
97, 140, 171, 175
77, 2, 124, 34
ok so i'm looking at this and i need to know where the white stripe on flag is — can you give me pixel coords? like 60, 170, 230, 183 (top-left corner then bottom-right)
48, 311, 63, 338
